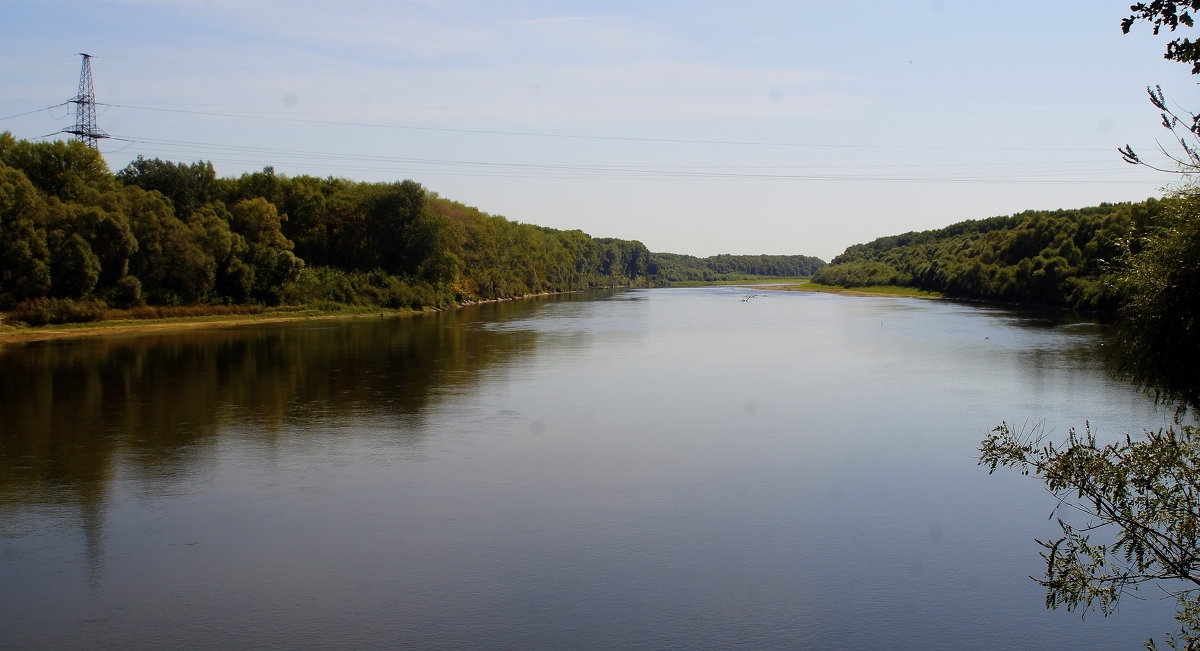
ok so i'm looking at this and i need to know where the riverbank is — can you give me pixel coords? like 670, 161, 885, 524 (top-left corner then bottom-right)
0, 283, 939, 345
0, 308, 414, 346
0, 289, 601, 346
753, 281, 943, 299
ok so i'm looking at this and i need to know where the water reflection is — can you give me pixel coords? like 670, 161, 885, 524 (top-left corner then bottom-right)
0, 299, 585, 515
0, 288, 1177, 649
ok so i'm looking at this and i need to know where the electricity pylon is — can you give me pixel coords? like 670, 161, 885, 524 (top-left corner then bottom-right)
64, 53, 108, 148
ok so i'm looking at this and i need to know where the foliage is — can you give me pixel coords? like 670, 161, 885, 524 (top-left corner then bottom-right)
427, 196, 653, 298
279, 266, 449, 311
0, 132, 113, 201
107, 303, 269, 320
111, 274, 142, 308
50, 233, 101, 298
651, 252, 826, 283
1123, 1, 1200, 73
116, 155, 216, 219
9, 297, 107, 325
981, 422, 1200, 648
0, 134, 820, 324
0, 160, 52, 302
1119, 85, 1200, 174
812, 201, 1158, 309
1111, 190, 1200, 409
978, 10, 1200, 646
1120, 2, 1200, 173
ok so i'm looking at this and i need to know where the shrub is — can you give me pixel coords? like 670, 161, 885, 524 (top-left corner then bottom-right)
10, 297, 107, 325
111, 275, 143, 308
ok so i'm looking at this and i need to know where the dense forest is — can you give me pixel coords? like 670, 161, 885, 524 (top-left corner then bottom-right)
0, 133, 823, 324
652, 251, 824, 282
812, 199, 1168, 310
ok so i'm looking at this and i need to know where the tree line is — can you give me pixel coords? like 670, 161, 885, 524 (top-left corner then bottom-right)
652, 251, 825, 282
0, 133, 820, 324
811, 200, 1167, 310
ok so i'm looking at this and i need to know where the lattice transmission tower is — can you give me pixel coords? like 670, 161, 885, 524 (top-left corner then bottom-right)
64, 53, 108, 148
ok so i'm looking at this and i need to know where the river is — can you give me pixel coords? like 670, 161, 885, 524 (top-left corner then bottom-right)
0, 287, 1179, 649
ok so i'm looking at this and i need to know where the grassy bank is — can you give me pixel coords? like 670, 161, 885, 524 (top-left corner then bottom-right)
759, 281, 943, 298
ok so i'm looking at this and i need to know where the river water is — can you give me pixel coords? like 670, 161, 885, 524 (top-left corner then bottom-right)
0, 287, 1180, 649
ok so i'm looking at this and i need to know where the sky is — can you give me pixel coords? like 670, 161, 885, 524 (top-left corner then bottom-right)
2, 0, 1198, 261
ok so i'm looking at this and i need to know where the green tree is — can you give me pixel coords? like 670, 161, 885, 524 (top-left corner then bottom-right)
228, 197, 290, 250
187, 202, 245, 300
1113, 191, 1200, 409
0, 132, 113, 202
120, 185, 215, 303
0, 133, 680, 317
363, 179, 427, 275
52, 202, 139, 288
50, 233, 101, 298
0, 161, 52, 302
226, 197, 304, 302
117, 156, 216, 219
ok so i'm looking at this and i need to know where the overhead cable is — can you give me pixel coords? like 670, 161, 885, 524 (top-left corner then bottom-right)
98, 102, 1114, 153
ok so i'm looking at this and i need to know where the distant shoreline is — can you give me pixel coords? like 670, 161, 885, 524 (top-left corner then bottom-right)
750, 282, 943, 299
0, 283, 938, 346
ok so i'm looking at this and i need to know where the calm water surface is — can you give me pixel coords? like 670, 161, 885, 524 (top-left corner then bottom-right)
0, 287, 1179, 649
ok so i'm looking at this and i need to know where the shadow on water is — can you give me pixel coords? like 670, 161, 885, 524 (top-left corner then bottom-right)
0, 295, 603, 518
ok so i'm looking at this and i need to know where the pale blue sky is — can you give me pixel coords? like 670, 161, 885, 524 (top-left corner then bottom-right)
2, 0, 1196, 260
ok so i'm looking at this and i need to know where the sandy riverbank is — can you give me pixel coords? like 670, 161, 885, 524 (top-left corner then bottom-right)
0, 311, 404, 346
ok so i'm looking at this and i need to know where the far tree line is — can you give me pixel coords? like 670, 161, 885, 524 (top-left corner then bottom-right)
812, 199, 1166, 310
0, 133, 825, 324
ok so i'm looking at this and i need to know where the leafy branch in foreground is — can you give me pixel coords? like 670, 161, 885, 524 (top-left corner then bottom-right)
1123, 1, 1200, 74
1120, 1, 1200, 173
1119, 85, 1200, 174
980, 421, 1200, 648
980, 5, 1200, 646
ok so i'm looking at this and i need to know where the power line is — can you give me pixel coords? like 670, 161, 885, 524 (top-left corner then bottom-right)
105, 134, 1156, 184
97, 102, 1115, 153
0, 102, 69, 122
108, 134, 1131, 174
